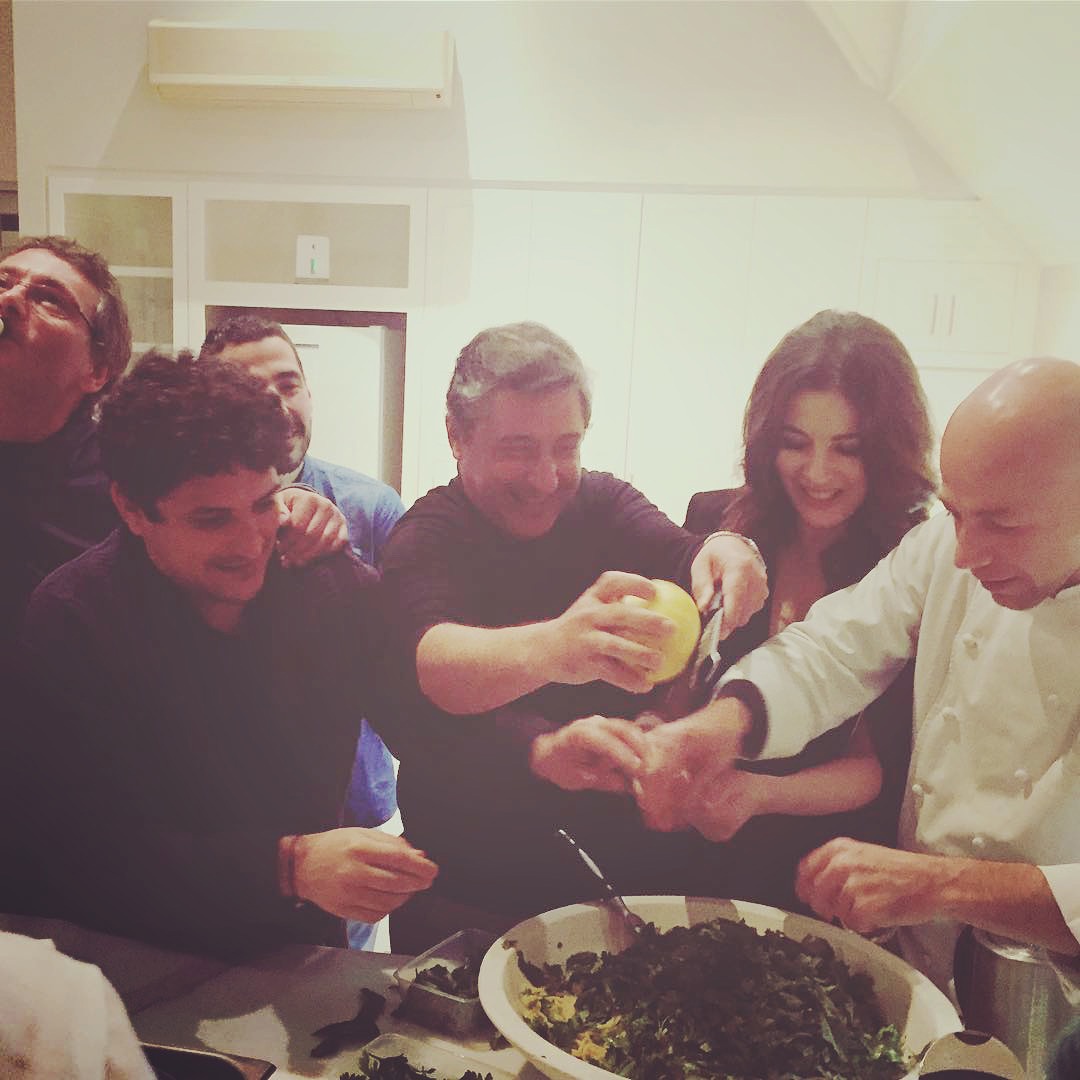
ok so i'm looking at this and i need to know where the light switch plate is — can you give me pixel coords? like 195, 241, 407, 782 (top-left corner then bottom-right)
295, 235, 330, 279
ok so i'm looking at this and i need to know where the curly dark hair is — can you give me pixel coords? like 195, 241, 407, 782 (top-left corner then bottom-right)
724, 310, 936, 560
199, 314, 303, 373
446, 321, 592, 440
98, 349, 291, 519
4, 235, 132, 385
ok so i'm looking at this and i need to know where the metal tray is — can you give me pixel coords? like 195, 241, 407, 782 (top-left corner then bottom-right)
393, 928, 495, 1038
141, 1042, 276, 1080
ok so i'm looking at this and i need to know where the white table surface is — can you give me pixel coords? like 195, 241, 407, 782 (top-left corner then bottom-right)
0, 914, 541, 1079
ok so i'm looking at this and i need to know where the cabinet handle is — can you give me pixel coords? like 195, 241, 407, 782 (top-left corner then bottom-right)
948, 295, 956, 336
930, 293, 939, 336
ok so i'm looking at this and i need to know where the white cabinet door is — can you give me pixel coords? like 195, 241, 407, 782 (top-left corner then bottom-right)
284, 324, 385, 481
406, 188, 534, 504
627, 195, 866, 526
868, 258, 1020, 359
860, 200, 1038, 369
916, 364, 992, 446
628, 194, 756, 524
527, 191, 641, 481
47, 174, 190, 354
741, 196, 868, 368
187, 181, 427, 329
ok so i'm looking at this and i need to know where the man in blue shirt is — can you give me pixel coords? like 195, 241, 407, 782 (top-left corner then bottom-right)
199, 315, 403, 948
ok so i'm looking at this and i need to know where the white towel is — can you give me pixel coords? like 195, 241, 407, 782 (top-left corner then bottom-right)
0, 931, 154, 1079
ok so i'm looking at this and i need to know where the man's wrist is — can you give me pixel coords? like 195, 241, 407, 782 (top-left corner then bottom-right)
703, 530, 766, 572
713, 679, 768, 758
278, 833, 309, 906
278, 834, 299, 899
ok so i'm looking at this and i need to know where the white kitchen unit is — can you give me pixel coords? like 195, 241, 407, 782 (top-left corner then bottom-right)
44, 173, 1044, 512
407, 187, 535, 502
741, 196, 868, 367
283, 323, 387, 482
526, 191, 641, 483
186, 181, 427, 346
628, 194, 869, 524
627, 194, 756, 523
47, 175, 190, 357
860, 199, 1040, 369
410, 188, 641, 503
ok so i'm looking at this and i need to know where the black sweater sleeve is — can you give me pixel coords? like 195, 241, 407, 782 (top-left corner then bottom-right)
15, 570, 355, 957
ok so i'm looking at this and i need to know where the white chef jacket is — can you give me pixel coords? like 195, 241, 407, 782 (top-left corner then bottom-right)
0, 931, 154, 1079
719, 512, 1080, 991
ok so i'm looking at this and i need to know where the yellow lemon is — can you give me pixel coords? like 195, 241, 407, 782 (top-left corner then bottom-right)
623, 579, 701, 684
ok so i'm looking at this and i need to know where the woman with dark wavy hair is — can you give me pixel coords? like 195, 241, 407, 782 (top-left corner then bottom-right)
681, 309, 937, 911
691, 308, 936, 578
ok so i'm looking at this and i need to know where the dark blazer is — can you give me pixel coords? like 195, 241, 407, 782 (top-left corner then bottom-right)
684, 488, 736, 536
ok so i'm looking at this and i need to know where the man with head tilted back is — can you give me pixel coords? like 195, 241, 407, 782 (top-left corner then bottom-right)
0, 236, 131, 639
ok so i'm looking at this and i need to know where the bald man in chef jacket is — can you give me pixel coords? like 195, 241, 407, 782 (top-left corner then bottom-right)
621, 357, 1080, 996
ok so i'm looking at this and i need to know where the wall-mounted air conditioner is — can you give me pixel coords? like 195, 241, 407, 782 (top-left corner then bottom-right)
147, 22, 454, 108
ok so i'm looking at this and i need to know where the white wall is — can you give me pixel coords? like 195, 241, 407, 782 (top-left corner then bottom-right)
0, 0, 14, 188
12, 0, 971, 232
17, 0, 1037, 517
1035, 266, 1080, 360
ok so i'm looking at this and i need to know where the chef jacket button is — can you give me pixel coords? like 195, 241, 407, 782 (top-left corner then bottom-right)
912, 782, 925, 798
961, 634, 979, 656
1048, 693, 1060, 710
971, 835, 987, 851
941, 707, 958, 726
1015, 767, 1034, 797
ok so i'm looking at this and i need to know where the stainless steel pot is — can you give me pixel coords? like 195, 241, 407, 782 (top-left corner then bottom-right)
956, 928, 1080, 1078
918, 1030, 1024, 1078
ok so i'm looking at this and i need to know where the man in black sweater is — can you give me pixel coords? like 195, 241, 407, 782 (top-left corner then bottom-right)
14, 353, 436, 957
376, 321, 768, 949
0, 236, 132, 641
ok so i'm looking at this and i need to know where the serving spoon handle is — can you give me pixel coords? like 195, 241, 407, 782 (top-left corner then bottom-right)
556, 827, 647, 936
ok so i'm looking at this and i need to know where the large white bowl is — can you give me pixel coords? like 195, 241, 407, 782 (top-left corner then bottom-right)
478, 896, 961, 1080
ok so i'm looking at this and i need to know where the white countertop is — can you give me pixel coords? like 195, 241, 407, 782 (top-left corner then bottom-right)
0, 914, 538, 1080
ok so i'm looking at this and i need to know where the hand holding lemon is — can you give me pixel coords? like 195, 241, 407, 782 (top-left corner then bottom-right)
621, 579, 701, 684
543, 571, 701, 694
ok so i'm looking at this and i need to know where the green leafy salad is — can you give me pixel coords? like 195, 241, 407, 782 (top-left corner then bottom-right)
341, 1053, 492, 1080
517, 917, 911, 1079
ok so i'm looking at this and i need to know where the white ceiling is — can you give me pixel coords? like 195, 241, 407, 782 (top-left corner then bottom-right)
809, 0, 1080, 266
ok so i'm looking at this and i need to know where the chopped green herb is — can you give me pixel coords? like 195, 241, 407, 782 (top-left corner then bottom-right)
413, 956, 481, 998
518, 918, 911, 1079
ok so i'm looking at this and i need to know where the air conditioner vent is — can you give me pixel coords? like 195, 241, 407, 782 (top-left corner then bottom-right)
147, 22, 454, 108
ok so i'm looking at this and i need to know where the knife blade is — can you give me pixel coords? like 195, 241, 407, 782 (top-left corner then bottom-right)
690, 590, 725, 693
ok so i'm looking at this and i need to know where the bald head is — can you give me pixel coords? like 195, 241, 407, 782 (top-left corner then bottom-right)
940, 358, 1080, 609
946, 358, 1080, 471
